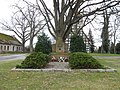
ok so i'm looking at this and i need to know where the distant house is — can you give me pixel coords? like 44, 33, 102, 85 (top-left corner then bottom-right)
65, 20, 91, 53
0, 33, 22, 53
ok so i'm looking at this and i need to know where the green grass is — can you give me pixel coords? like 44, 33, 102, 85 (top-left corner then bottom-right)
0, 54, 10, 56
89, 53, 120, 56
0, 58, 120, 90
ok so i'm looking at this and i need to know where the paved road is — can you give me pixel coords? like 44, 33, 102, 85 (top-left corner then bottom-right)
0, 54, 26, 62
0, 54, 120, 62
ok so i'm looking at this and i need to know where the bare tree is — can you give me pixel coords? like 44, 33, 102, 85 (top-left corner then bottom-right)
99, 5, 120, 54
110, 15, 120, 53
1, 1, 46, 52
1, 13, 30, 52
35, 0, 120, 52
101, 10, 110, 53
14, 1, 46, 52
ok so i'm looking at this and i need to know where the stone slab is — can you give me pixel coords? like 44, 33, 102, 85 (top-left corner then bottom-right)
11, 68, 117, 72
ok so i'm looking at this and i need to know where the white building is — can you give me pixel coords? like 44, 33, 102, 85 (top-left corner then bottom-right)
66, 20, 91, 53
0, 33, 22, 53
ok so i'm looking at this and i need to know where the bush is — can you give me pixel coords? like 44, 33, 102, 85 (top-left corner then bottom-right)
16, 52, 50, 69
69, 52, 104, 69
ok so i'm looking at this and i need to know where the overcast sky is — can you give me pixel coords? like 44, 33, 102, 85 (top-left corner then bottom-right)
0, 0, 11, 18
0, 0, 16, 20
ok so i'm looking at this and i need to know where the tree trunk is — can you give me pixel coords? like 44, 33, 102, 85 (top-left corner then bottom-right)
101, 45, 104, 53
55, 37, 66, 53
113, 40, 116, 54
22, 40, 25, 52
113, 32, 116, 54
29, 36, 34, 53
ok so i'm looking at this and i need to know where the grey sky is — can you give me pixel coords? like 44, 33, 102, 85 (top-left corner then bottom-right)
0, 0, 15, 37
0, 0, 18, 20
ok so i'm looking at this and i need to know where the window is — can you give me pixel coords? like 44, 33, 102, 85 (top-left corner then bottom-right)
13, 46, 14, 51
4, 46, 6, 51
19, 47, 21, 51
7, 46, 9, 51
17, 47, 19, 51
1, 46, 3, 50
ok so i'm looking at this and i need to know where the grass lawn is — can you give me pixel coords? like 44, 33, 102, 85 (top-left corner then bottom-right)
0, 58, 120, 90
89, 53, 120, 56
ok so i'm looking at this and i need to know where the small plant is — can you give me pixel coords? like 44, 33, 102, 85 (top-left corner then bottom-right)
69, 52, 104, 69
16, 52, 50, 69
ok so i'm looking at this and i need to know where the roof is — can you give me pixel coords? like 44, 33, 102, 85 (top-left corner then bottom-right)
0, 33, 22, 46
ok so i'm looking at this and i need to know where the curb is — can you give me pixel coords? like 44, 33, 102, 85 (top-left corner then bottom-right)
11, 68, 117, 72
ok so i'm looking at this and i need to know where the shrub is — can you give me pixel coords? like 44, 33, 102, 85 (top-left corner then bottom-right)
69, 52, 104, 69
16, 52, 50, 69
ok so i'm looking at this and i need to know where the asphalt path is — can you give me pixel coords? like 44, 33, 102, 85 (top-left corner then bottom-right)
0, 54, 26, 62
0, 54, 120, 62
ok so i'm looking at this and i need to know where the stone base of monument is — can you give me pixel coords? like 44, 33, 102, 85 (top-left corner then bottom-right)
11, 62, 117, 73
11, 68, 117, 72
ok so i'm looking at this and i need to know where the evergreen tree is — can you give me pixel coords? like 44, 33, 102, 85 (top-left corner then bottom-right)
116, 42, 120, 54
98, 46, 102, 53
110, 42, 114, 54
88, 29, 95, 53
35, 33, 52, 54
70, 34, 86, 53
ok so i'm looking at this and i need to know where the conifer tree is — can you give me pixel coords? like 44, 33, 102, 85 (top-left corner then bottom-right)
88, 29, 95, 53
70, 34, 86, 53
110, 42, 114, 54
116, 42, 120, 54
35, 33, 52, 54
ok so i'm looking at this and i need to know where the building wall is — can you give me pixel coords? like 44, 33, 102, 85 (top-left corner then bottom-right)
65, 20, 91, 53
0, 44, 22, 53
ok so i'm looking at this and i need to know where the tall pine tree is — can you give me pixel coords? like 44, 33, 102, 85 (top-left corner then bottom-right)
88, 29, 95, 53
110, 42, 114, 54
